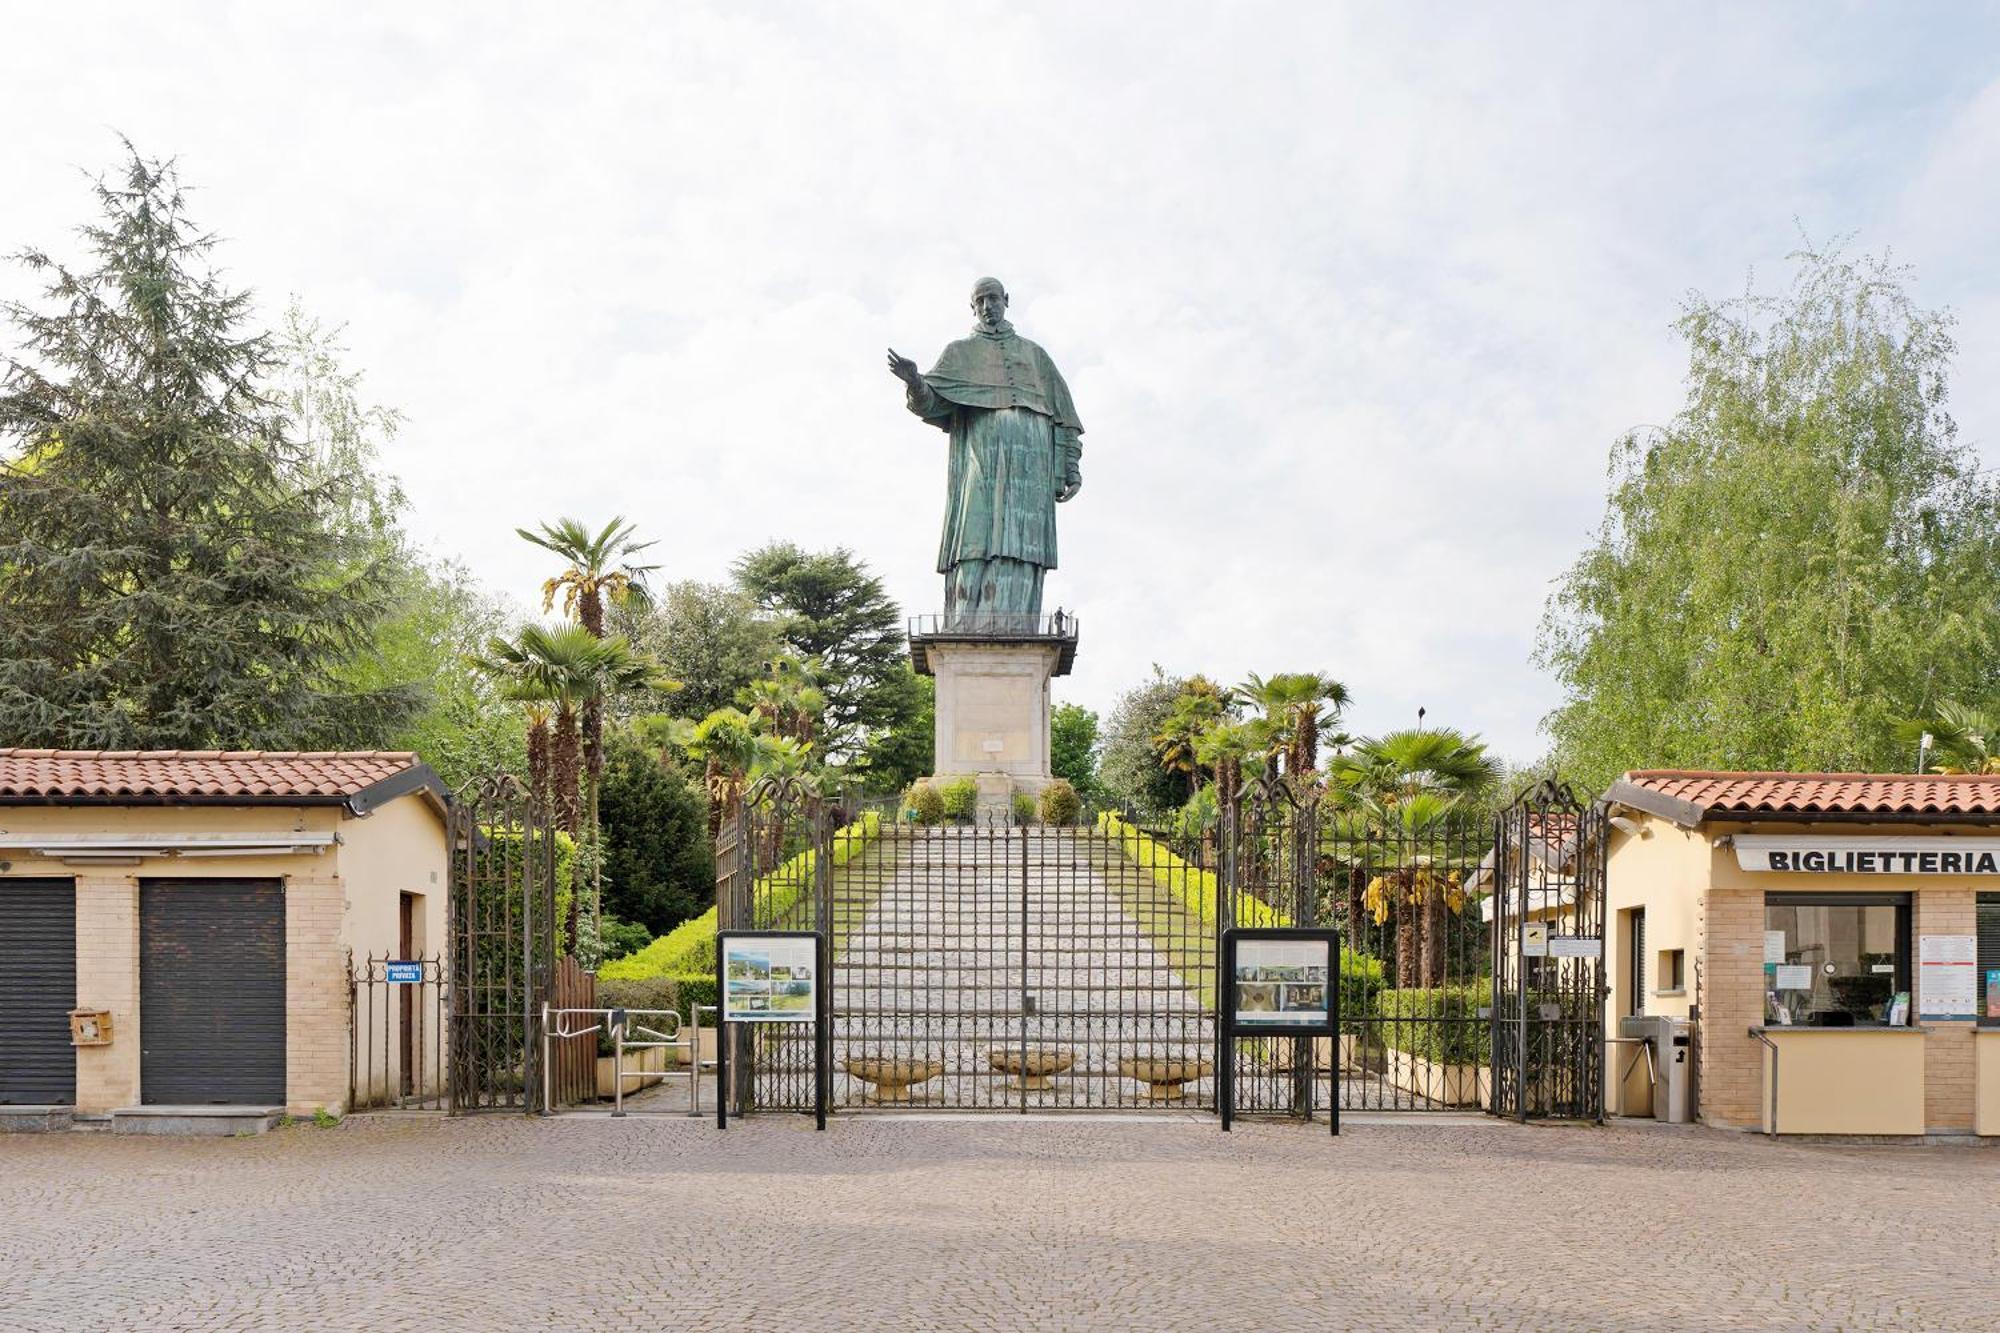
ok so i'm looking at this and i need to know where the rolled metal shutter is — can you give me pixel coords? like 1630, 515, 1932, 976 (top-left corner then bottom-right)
1979, 895, 2000, 1021
140, 880, 286, 1105
0, 880, 77, 1105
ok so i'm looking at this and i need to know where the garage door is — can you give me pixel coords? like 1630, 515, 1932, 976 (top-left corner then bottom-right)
0, 880, 77, 1105
140, 880, 286, 1105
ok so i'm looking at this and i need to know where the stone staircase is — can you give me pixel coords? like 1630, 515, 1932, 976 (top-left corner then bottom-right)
824, 828, 1214, 1108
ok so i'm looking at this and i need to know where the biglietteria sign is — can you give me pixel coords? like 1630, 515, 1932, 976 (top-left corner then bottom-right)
1733, 834, 2000, 875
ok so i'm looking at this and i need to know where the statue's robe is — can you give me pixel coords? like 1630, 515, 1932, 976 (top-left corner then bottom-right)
905, 322, 1083, 617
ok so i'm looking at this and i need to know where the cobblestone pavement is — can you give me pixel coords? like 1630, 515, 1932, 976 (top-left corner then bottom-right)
4, 1114, 1997, 1331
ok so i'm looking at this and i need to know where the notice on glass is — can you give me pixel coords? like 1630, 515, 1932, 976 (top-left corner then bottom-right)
1234, 938, 1332, 1030
1919, 934, 1977, 1020
1764, 930, 1788, 964
1774, 964, 1813, 991
722, 935, 817, 1023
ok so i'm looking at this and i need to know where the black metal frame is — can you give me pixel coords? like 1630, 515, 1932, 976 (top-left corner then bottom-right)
446, 773, 557, 1114
1488, 779, 1608, 1121
1220, 927, 1340, 1135
714, 928, 829, 1130
349, 952, 448, 1111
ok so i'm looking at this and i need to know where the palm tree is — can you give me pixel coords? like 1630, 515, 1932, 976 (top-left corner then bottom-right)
1153, 676, 1233, 799
518, 517, 662, 816
518, 516, 660, 636
1900, 701, 2000, 774
1331, 726, 1498, 987
1239, 672, 1350, 777
673, 707, 765, 837
738, 654, 827, 747
477, 624, 676, 942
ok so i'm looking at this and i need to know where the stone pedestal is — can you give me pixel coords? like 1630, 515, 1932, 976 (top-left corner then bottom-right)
909, 616, 1078, 805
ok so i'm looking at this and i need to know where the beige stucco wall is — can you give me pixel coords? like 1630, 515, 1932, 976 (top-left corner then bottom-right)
1605, 810, 1993, 1134
1, 795, 445, 1116
1603, 816, 1708, 1114
1757, 1030, 1926, 1135
1975, 1030, 2000, 1136
333, 794, 450, 1105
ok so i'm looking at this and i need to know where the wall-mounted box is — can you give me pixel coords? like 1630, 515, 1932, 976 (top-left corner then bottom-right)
68, 1008, 113, 1046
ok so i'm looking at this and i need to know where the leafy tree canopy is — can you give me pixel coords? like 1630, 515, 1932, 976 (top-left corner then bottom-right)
1051, 701, 1101, 801
0, 146, 415, 747
1098, 666, 1189, 814
615, 579, 779, 722
733, 541, 914, 762
598, 726, 713, 935
1537, 243, 2000, 792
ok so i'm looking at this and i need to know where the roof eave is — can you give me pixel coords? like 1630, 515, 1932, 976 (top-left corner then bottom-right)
346, 763, 452, 819
1602, 779, 1707, 829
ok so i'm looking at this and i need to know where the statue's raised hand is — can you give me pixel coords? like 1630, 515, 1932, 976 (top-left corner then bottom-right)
886, 348, 921, 386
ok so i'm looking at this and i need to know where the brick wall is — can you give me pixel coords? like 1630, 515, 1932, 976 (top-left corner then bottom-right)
1697, 886, 1766, 1129
285, 875, 351, 1115
74, 877, 140, 1112
1917, 888, 1976, 1133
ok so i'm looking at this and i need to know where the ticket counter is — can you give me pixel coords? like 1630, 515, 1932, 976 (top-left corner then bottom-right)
1602, 770, 2000, 1137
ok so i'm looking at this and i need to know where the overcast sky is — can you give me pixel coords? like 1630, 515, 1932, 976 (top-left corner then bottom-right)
6, 3, 1999, 762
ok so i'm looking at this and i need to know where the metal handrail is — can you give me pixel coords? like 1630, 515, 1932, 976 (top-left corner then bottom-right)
1748, 1028, 1779, 1136
539, 1004, 711, 1118
907, 611, 1079, 639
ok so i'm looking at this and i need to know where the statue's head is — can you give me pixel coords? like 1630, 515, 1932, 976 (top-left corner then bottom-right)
970, 277, 1009, 331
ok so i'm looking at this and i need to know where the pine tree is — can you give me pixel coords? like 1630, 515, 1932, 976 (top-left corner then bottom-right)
0, 146, 413, 748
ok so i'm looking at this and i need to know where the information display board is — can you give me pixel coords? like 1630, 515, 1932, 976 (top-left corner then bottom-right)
1230, 936, 1333, 1031
714, 929, 829, 1131
721, 933, 819, 1023
1220, 928, 1341, 1136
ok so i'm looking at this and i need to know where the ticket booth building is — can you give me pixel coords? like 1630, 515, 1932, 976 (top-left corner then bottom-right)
0, 750, 448, 1129
1602, 770, 2000, 1136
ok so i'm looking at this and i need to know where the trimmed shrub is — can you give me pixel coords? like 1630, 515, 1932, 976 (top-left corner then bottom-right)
599, 812, 882, 986
1038, 778, 1081, 826
598, 915, 653, 962
904, 780, 945, 825
1374, 984, 1492, 1065
1011, 792, 1038, 825
939, 776, 979, 821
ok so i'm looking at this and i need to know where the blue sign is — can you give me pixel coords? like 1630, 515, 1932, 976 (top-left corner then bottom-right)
384, 961, 424, 984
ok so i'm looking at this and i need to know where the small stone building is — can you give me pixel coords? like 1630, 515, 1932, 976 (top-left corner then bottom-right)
1602, 770, 2000, 1136
0, 750, 448, 1131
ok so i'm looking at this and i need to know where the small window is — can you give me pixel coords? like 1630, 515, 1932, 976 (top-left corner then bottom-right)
1659, 948, 1685, 994
1627, 908, 1646, 1016
1764, 893, 1910, 1027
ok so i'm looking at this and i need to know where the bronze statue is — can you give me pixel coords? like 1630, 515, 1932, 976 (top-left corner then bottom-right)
888, 277, 1082, 620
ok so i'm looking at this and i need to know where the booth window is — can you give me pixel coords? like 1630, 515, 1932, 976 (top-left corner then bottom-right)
1763, 892, 1910, 1027
1979, 894, 2000, 1026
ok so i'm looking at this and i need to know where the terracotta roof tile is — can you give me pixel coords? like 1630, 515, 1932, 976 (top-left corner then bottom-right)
1619, 769, 2000, 819
0, 749, 423, 802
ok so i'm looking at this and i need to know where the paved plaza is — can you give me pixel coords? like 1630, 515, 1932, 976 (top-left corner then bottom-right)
3, 1113, 1996, 1331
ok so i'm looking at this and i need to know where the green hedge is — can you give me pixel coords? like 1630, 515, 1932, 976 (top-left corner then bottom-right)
1098, 811, 1384, 1017
597, 812, 882, 1002
1374, 985, 1491, 1065
595, 972, 719, 1030
1098, 811, 1283, 928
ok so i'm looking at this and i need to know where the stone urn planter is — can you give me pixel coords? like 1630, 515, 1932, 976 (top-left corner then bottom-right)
1119, 1056, 1212, 1102
988, 1046, 1076, 1091
843, 1055, 943, 1104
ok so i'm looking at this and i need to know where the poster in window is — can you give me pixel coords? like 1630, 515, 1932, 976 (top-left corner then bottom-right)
722, 934, 818, 1023
1233, 937, 1332, 1030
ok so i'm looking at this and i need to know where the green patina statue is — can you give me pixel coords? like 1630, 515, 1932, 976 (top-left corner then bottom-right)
888, 277, 1083, 621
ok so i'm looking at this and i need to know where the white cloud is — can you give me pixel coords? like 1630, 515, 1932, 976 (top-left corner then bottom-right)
3, 1, 1995, 764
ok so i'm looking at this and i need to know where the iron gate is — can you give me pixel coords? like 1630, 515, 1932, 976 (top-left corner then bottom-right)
1489, 779, 1608, 1120
720, 778, 1220, 1112
446, 773, 559, 1113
